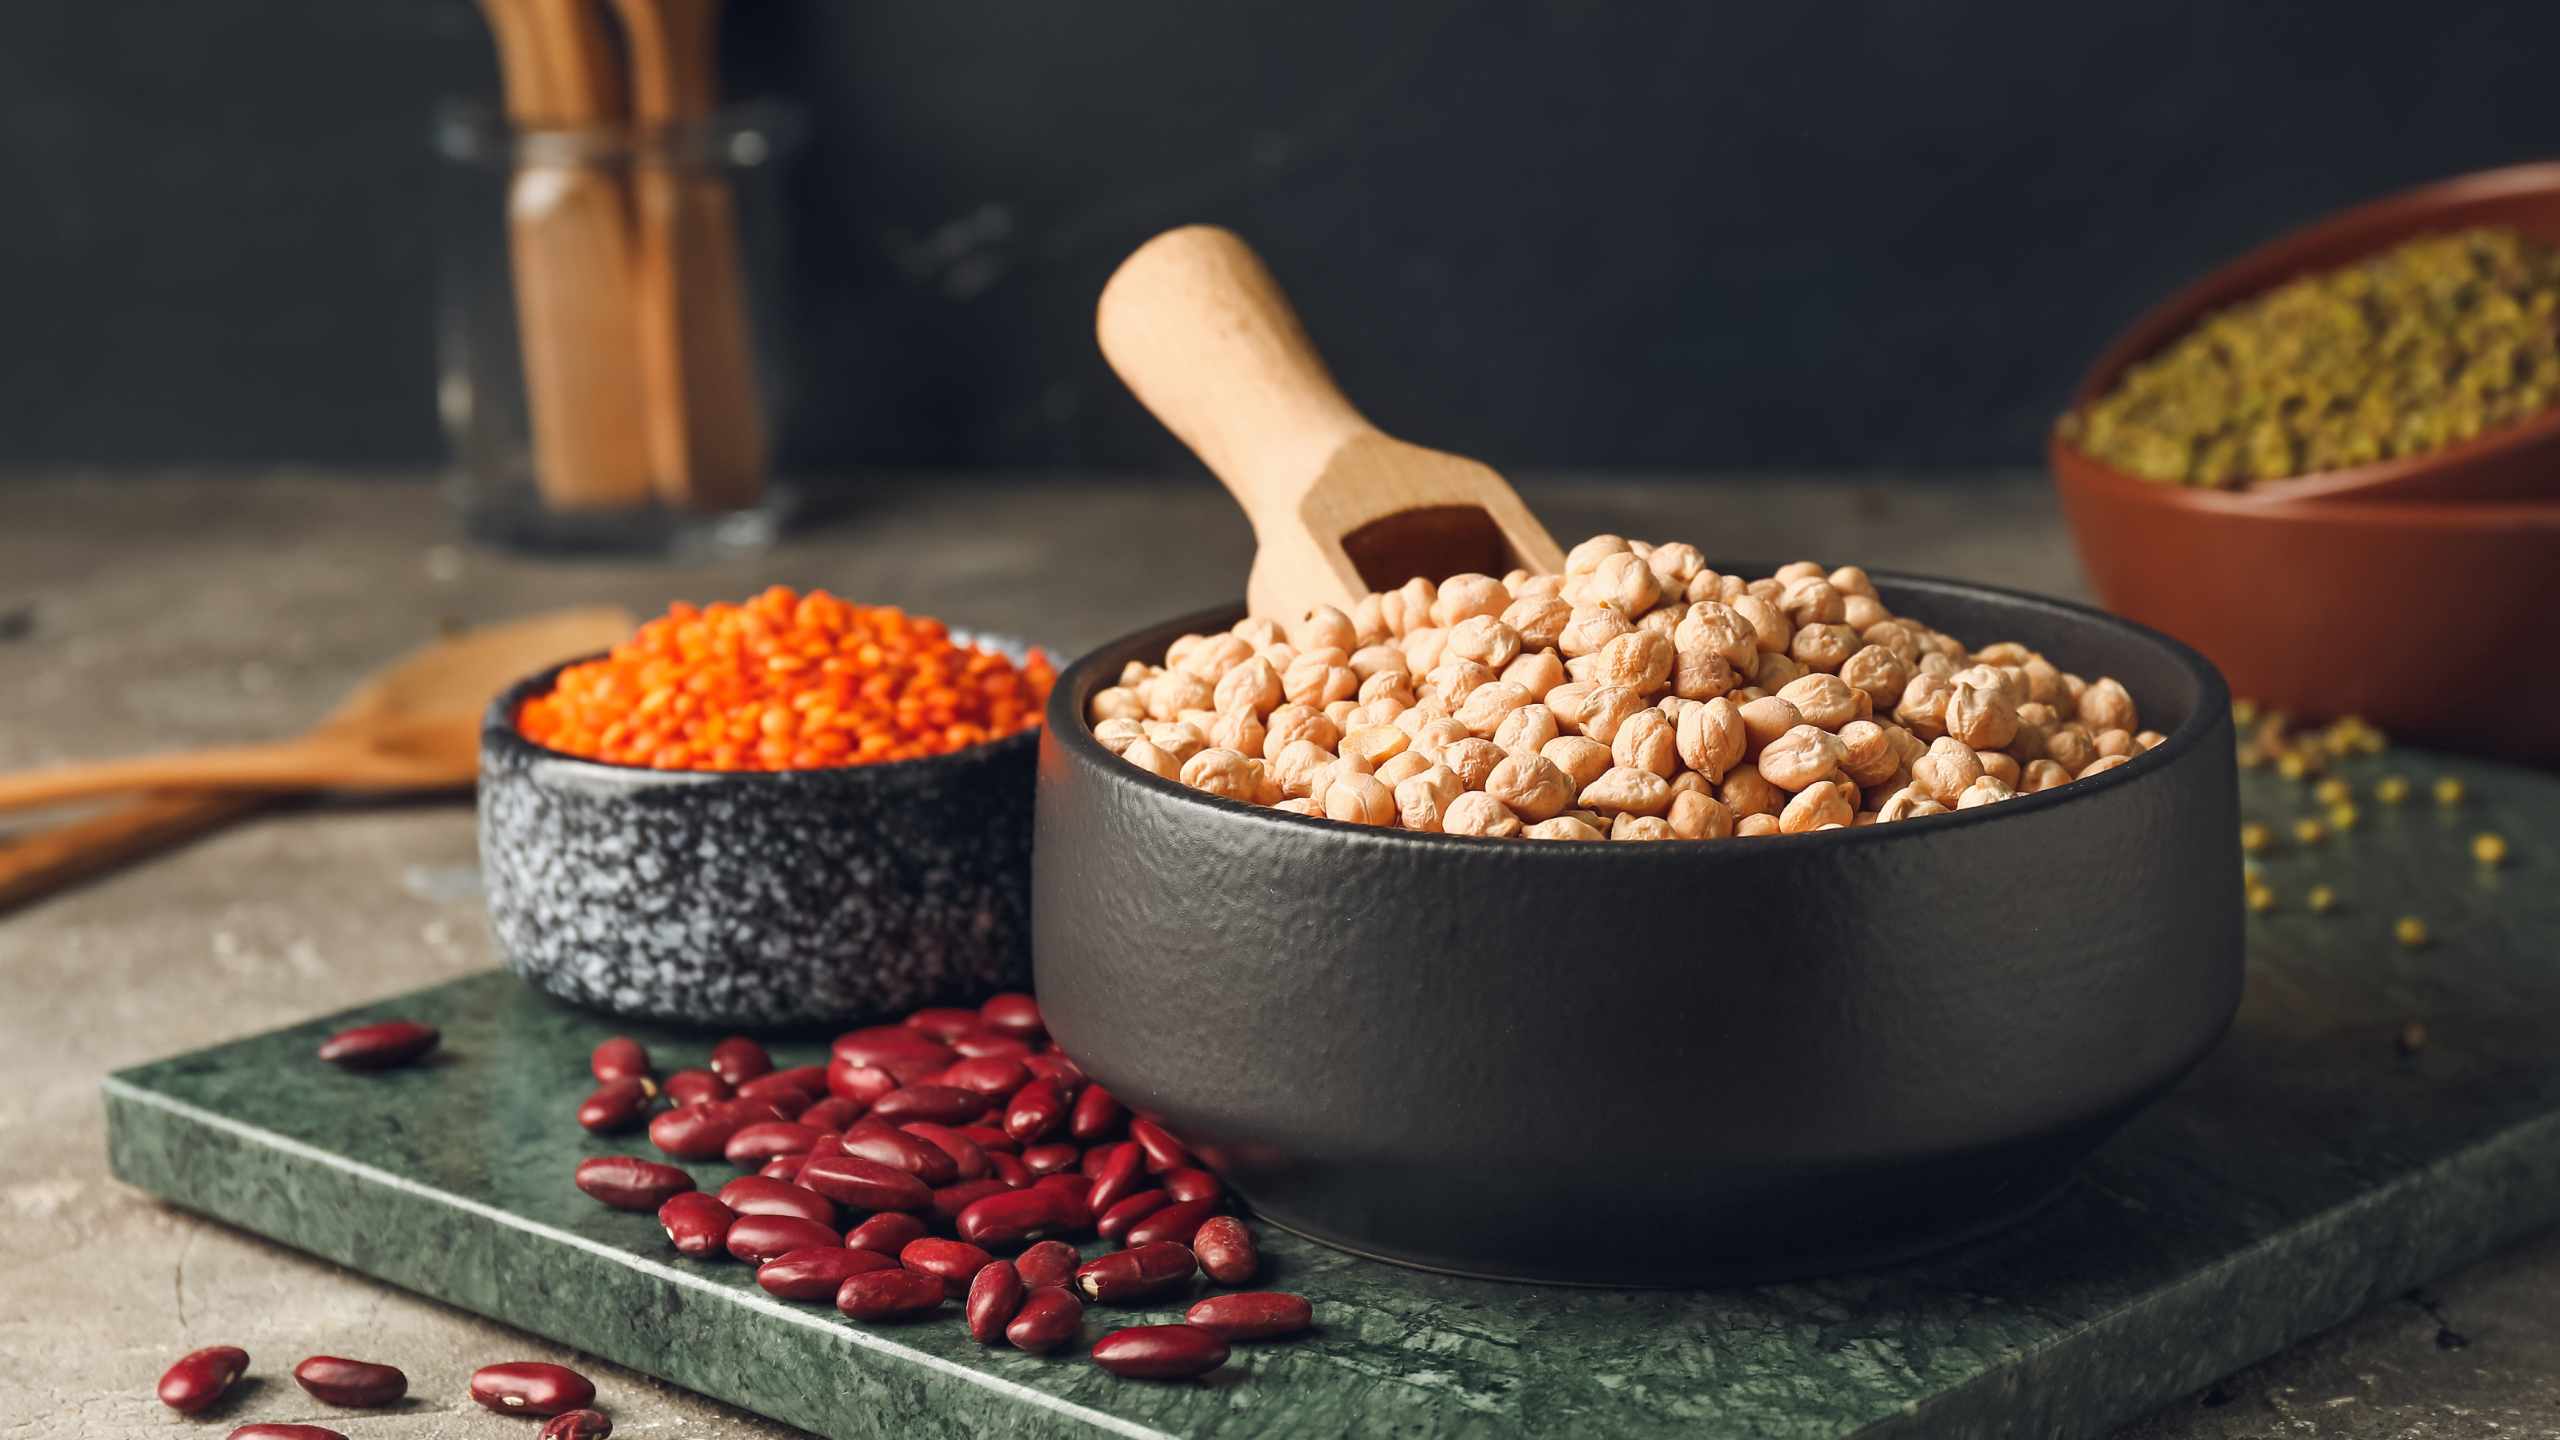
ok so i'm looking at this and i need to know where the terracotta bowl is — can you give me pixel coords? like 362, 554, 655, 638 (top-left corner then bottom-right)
2055, 161, 2560, 507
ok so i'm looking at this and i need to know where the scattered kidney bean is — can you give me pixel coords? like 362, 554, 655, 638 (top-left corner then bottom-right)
577, 1078, 653, 1135
1085, 1142, 1147, 1216
1128, 1119, 1191, 1173
1069, 1085, 1123, 1143
707, 1036, 773, 1086
1161, 1168, 1222, 1204
844, 1211, 931, 1256
291, 1355, 407, 1407
837, 1123, 959, 1185
1091, 1324, 1229, 1380
756, 1245, 897, 1301
662, 1068, 731, 1106
800, 1096, 864, 1132
948, 1030, 1034, 1061
930, 1178, 1014, 1227
1096, 1189, 1171, 1244
726, 1214, 841, 1264
731, 1085, 810, 1121
741, 1064, 829, 1100
537, 1410, 614, 1439
1186, 1291, 1312, 1341
940, 1057, 1030, 1097
469, 1362, 596, 1416
316, 1020, 439, 1070
1021, 1052, 1086, 1090
714, 1175, 835, 1225
1006, 1285, 1084, 1353
1013, 1240, 1080, 1290
955, 1186, 1076, 1248
157, 1344, 249, 1413
800, 1154, 932, 1213
953, 1123, 1018, 1154
978, 992, 1044, 1037
1079, 1145, 1117, 1179
1028, 1173, 1095, 1231
825, 1057, 899, 1106
590, 1036, 650, 1082
903, 1006, 985, 1040
987, 1152, 1033, 1188
648, 1099, 776, 1160
1015, 1142, 1076, 1176
723, 1121, 824, 1166
1190, 1216, 1259, 1285
836, 1266, 946, 1322
1074, 1242, 1196, 1304
1004, 1080, 1067, 1143
1124, 1197, 1222, 1250
901, 1122, 991, 1180
758, 1154, 808, 1182
966, 1258, 1027, 1342
831, 1027, 955, 1083
903, 1236, 997, 1297
226, 1426, 347, 1440
575, 1156, 695, 1211
656, 1192, 736, 1257
874, 1084, 994, 1126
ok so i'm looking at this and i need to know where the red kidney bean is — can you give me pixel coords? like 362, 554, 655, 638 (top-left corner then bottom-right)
1007, 1285, 1084, 1353
1128, 1119, 1192, 1174
948, 1030, 1034, 1061
648, 1099, 779, 1160
978, 991, 1045, 1037
1069, 1085, 1124, 1143
1190, 1215, 1259, 1285
837, 1124, 959, 1186
291, 1355, 406, 1407
1086, 1141, 1147, 1216
901, 1122, 991, 1180
1022, 1051, 1087, 1090
1079, 1145, 1116, 1179
953, 1123, 1019, 1154
157, 1344, 249, 1413
937, 1056, 1032, 1097
904, 1006, 985, 1040
800, 1096, 864, 1131
575, 1156, 695, 1211
714, 1174, 834, 1225
707, 1035, 773, 1085
227, 1426, 347, 1440
1091, 1323, 1229, 1380
723, 1121, 823, 1166
590, 1036, 650, 1082
1033, 1170, 1095, 1205
725, 1213, 840, 1264
831, 1027, 954, 1082
835, 1266, 946, 1322
1125, 1198, 1222, 1250
1004, 1080, 1068, 1144
1013, 1239, 1080, 1289
1161, 1167, 1222, 1204
1029, 1173, 1094, 1233
965, 1256, 1027, 1342
1020, 1142, 1080, 1176
825, 1057, 897, 1106
874, 1085, 996, 1126
845, 1211, 931, 1256
756, 1245, 896, 1301
1096, 1189, 1171, 1244
987, 1152, 1033, 1188
537, 1411, 613, 1440
316, 1020, 438, 1070
656, 1192, 736, 1257
663, 1068, 731, 1106
758, 1154, 807, 1182
956, 1186, 1077, 1248
469, 1361, 596, 1416
576, 1077, 653, 1135
744, 1063, 829, 1098
800, 1154, 933, 1213
931, 1178, 1015, 1227
732, 1085, 810, 1121
1186, 1291, 1311, 1340
1073, 1242, 1196, 1304
902, 1236, 996, 1297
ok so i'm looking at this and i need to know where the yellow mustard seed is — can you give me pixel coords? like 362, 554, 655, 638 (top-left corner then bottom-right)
2293, 818, 2327, 845
2240, 822, 2274, 854
2277, 752, 2310, 781
2307, 884, 2337, 913
2237, 747, 2266, 770
2328, 803, 2361, 832
2232, 699, 2259, 727
2435, 776, 2466, 806
2246, 885, 2277, 913
2314, 777, 2352, 806
2473, 832, 2509, 866
2395, 916, 2430, 948
2376, 775, 2411, 805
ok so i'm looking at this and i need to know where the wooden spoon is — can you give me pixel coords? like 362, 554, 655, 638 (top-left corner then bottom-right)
1096, 225, 1565, 622
0, 606, 634, 907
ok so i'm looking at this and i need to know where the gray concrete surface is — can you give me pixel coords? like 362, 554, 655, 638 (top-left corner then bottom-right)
1, 471, 2552, 1438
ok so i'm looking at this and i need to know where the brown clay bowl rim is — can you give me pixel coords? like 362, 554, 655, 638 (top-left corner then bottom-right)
2050, 432, 2560, 528
1046, 569, 2230, 856
2054, 160, 2560, 505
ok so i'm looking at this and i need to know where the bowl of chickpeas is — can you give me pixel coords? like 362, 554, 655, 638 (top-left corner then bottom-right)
1032, 539, 2241, 1284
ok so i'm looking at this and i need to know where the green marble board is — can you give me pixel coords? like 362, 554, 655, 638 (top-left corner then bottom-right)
105, 751, 2560, 1439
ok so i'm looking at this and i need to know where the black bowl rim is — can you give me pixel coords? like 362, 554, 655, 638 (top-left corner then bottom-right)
1044, 567, 2232, 855
482, 627, 1048, 790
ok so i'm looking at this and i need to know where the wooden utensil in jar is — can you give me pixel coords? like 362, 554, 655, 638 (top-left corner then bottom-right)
1096, 225, 1565, 621
480, 0, 655, 511
608, 0, 767, 511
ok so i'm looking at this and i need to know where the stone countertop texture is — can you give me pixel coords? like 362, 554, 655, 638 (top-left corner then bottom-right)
3, 470, 2555, 1437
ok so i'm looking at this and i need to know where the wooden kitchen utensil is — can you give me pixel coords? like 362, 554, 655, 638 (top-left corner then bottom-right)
0, 606, 634, 908
609, 0, 768, 512
480, 0, 655, 512
1095, 225, 1565, 622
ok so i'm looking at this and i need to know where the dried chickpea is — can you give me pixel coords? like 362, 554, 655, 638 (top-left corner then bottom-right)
2094, 728, 2136, 759
1373, 749, 1433, 788
1232, 615, 1286, 650
1143, 720, 1207, 766
1093, 717, 1147, 755
1442, 791, 1524, 838
1180, 632, 1254, 681
2078, 755, 2132, 779
1582, 551, 1661, 616
1720, 766, 1783, 819
1837, 644, 1912, 708
1454, 679, 1535, 738
1564, 534, 1630, 575
1142, 669, 1213, 721
1540, 735, 1614, 792
1439, 737, 1508, 791
2135, 729, 2167, 751
1611, 813, 1678, 842
1484, 752, 1576, 822
1779, 779, 1855, 833
1558, 605, 1634, 659
1346, 643, 1406, 679
1945, 675, 2020, 750
1736, 695, 1804, 753
2020, 758, 2074, 793
1288, 604, 1357, 656
1281, 654, 1358, 708
1758, 724, 1847, 792
1526, 815, 1605, 841
1447, 614, 1524, 670
2044, 724, 2099, 775
1180, 747, 1260, 803
1956, 775, 2018, 809
1423, 657, 1497, 711
1646, 541, 1706, 593
1208, 708, 1266, 757
1431, 574, 1510, 629
1090, 686, 1145, 723
1501, 648, 1568, 701
1400, 626, 1448, 675
1213, 656, 1283, 715
1895, 673, 1953, 740
1754, 652, 1809, 691
1674, 697, 1747, 783
1729, 594, 1790, 656
1977, 751, 2021, 788
1913, 735, 1985, 806
1261, 704, 1339, 761
1875, 786, 1949, 823
1576, 685, 1650, 745
1735, 812, 1782, 837
1787, 622, 1856, 673
1484, 702, 1554, 755
1394, 764, 1464, 832
1122, 738, 1181, 781
1378, 576, 1436, 636
2078, 677, 2138, 733
1667, 789, 1734, 840
1580, 765, 1674, 817
1777, 674, 1859, 731
1271, 796, 1319, 816
1501, 594, 1572, 650
1322, 771, 1396, 826
1340, 724, 1411, 768
1835, 719, 1900, 789
1598, 706, 1670, 778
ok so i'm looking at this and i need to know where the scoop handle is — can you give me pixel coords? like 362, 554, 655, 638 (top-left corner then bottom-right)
1096, 226, 1374, 533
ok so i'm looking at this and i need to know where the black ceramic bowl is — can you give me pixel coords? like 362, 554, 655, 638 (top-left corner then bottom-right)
1034, 573, 2241, 1285
479, 647, 1039, 1031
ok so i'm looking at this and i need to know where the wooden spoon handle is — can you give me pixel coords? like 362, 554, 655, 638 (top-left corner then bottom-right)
0, 739, 388, 812
0, 791, 266, 913
1097, 226, 1375, 534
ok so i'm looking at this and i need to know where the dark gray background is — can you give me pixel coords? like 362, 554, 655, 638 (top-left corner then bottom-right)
4, 2, 2555, 474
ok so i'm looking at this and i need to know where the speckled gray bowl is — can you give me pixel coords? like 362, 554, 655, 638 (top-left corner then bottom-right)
478, 649, 1038, 1030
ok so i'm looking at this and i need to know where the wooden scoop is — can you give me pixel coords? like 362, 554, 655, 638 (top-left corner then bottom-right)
1096, 225, 1564, 621
0, 606, 634, 909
